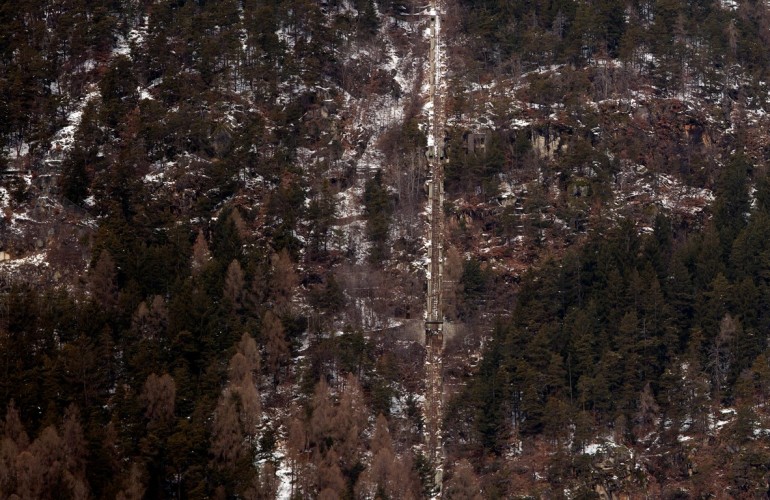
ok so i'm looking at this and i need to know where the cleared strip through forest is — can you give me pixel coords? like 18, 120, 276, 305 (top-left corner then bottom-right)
423, 0, 446, 494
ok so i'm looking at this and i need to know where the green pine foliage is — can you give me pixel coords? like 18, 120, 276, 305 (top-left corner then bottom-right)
364, 169, 394, 263
449, 178, 770, 472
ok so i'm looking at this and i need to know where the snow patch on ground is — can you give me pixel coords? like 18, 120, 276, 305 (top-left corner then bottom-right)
114, 15, 148, 57
613, 161, 714, 219
720, 0, 738, 10
714, 407, 736, 430
0, 186, 9, 211
337, 186, 363, 219
582, 435, 624, 456
48, 89, 100, 155
5, 142, 29, 160
272, 446, 292, 500
0, 252, 48, 270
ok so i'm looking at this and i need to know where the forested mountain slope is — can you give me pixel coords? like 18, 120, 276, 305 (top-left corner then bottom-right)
1, 0, 770, 498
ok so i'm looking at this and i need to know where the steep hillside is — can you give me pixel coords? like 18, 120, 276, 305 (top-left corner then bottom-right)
1, 0, 770, 498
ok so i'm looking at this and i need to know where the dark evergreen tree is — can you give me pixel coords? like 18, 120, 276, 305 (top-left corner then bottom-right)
363, 169, 393, 263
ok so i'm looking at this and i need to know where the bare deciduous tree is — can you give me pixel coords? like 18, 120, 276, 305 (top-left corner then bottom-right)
89, 250, 117, 309
444, 459, 483, 500
263, 311, 289, 381
211, 395, 244, 466
191, 230, 212, 275
237, 332, 260, 372
244, 461, 278, 500
286, 412, 311, 498
141, 373, 176, 425
61, 404, 88, 482
211, 334, 262, 469
316, 449, 346, 499
224, 259, 246, 312
115, 463, 145, 500
132, 295, 168, 341
632, 382, 660, 441
709, 314, 737, 401
3, 401, 28, 449
228, 352, 261, 435
270, 250, 298, 314
355, 414, 414, 499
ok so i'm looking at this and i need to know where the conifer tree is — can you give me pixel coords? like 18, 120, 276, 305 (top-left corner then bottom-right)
191, 230, 212, 276
364, 169, 393, 263
224, 259, 246, 314
141, 373, 176, 427
115, 463, 145, 500
444, 459, 483, 500
270, 250, 298, 315
61, 404, 88, 497
262, 311, 289, 382
90, 250, 118, 310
